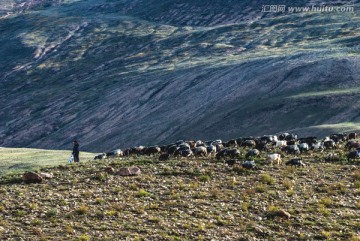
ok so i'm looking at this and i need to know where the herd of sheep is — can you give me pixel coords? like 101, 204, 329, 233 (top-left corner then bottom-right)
94, 132, 360, 169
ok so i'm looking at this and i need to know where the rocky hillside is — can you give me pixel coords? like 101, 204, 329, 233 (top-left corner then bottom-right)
0, 0, 360, 151
0, 150, 359, 240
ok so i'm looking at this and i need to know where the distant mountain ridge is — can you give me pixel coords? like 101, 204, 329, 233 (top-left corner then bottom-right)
0, 0, 359, 151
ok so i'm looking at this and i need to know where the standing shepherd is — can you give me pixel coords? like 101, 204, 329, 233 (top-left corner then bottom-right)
72, 140, 80, 163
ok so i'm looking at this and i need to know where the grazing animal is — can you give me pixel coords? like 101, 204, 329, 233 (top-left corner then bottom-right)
286, 140, 297, 146
345, 141, 360, 150
159, 153, 170, 161
278, 133, 290, 141
245, 149, 260, 158
213, 143, 224, 152
330, 133, 347, 143
262, 135, 278, 142
194, 146, 207, 157
324, 140, 336, 149
285, 133, 297, 141
298, 143, 309, 153
216, 149, 228, 160
286, 158, 305, 167
226, 149, 241, 158
114, 149, 123, 157
179, 143, 191, 150
178, 149, 193, 158
144, 146, 161, 156
186, 141, 196, 148
241, 140, 256, 148
167, 145, 179, 155
255, 141, 269, 151
312, 142, 324, 152
242, 160, 256, 169
282, 145, 300, 155
224, 139, 237, 147
325, 153, 340, 162
347, 150, 360, 161
266, 154, 282, 165
299, 136, 317, 145
215, 148, 240, 160
348, 132, 357, 140
106, 149, 123, 158
274, 141, 287, 148
206, 145, 217, 158
195, 140, 205, 147
94, 153, 107, 160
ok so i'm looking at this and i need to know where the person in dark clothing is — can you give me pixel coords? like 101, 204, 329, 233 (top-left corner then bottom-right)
72, 140, 80, 163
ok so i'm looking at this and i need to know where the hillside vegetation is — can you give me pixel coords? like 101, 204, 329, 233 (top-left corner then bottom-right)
0, 148, 95, 176
0, 146, 359, 240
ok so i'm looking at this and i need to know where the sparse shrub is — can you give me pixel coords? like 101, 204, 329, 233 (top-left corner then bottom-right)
240, 202, 250, 212
199, 175, 210, 182
31, 219, 42, 226
111, 203, 126, 211
317, 204, 331, 216
135, 189, 150, 197
260, 174, 275, 185
148, 216, 161, 223
75, 204, 88, 215
14, 210, 26, 217
354, 181, 360, 189
319, 197, 333, 207
209, 188, 220, 198
65, 226, 75, 234
169, 191, 180, 200
77, 234, 90, 241
175, 181, 186, 190
353, 171, 360, 181
242, 188, 256, 199
82, 191, 92, 198
148, 203, 159, 210
29, 202, 37, 210
193, 192, 207, 199
46, 208, 58, 217
105, 210, 117, 216
255, 184, 267, 193
267, 205, 280, 213
189, 181, 199, 189
129, 183, 139, 190
95, 198, 105, 204
287, 189, 295, 196
320, 230, 332, 239
282, 178, 293, 190
93, 172, 109, 182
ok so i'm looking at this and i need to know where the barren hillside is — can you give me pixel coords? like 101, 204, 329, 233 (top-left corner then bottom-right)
0, 0, 359, 151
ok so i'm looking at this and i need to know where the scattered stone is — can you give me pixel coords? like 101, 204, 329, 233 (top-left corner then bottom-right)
268, 209, 291, 219
22, 172, 42, 184
39, 172, 53, 179
117, 166, 141, 176
104, 166, 115, 174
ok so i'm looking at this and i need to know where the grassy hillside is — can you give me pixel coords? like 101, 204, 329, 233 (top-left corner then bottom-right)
0, 148, 359, 240
0, 148, 95, 176
0, 0, 360, 151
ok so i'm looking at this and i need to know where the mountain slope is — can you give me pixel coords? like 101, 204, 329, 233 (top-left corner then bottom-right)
0, 0, 360, 151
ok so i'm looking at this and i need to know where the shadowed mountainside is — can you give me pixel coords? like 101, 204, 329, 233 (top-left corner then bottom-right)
0, 0, 360, 151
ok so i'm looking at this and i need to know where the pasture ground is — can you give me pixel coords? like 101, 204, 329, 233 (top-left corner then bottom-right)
0, 148, 359, 240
